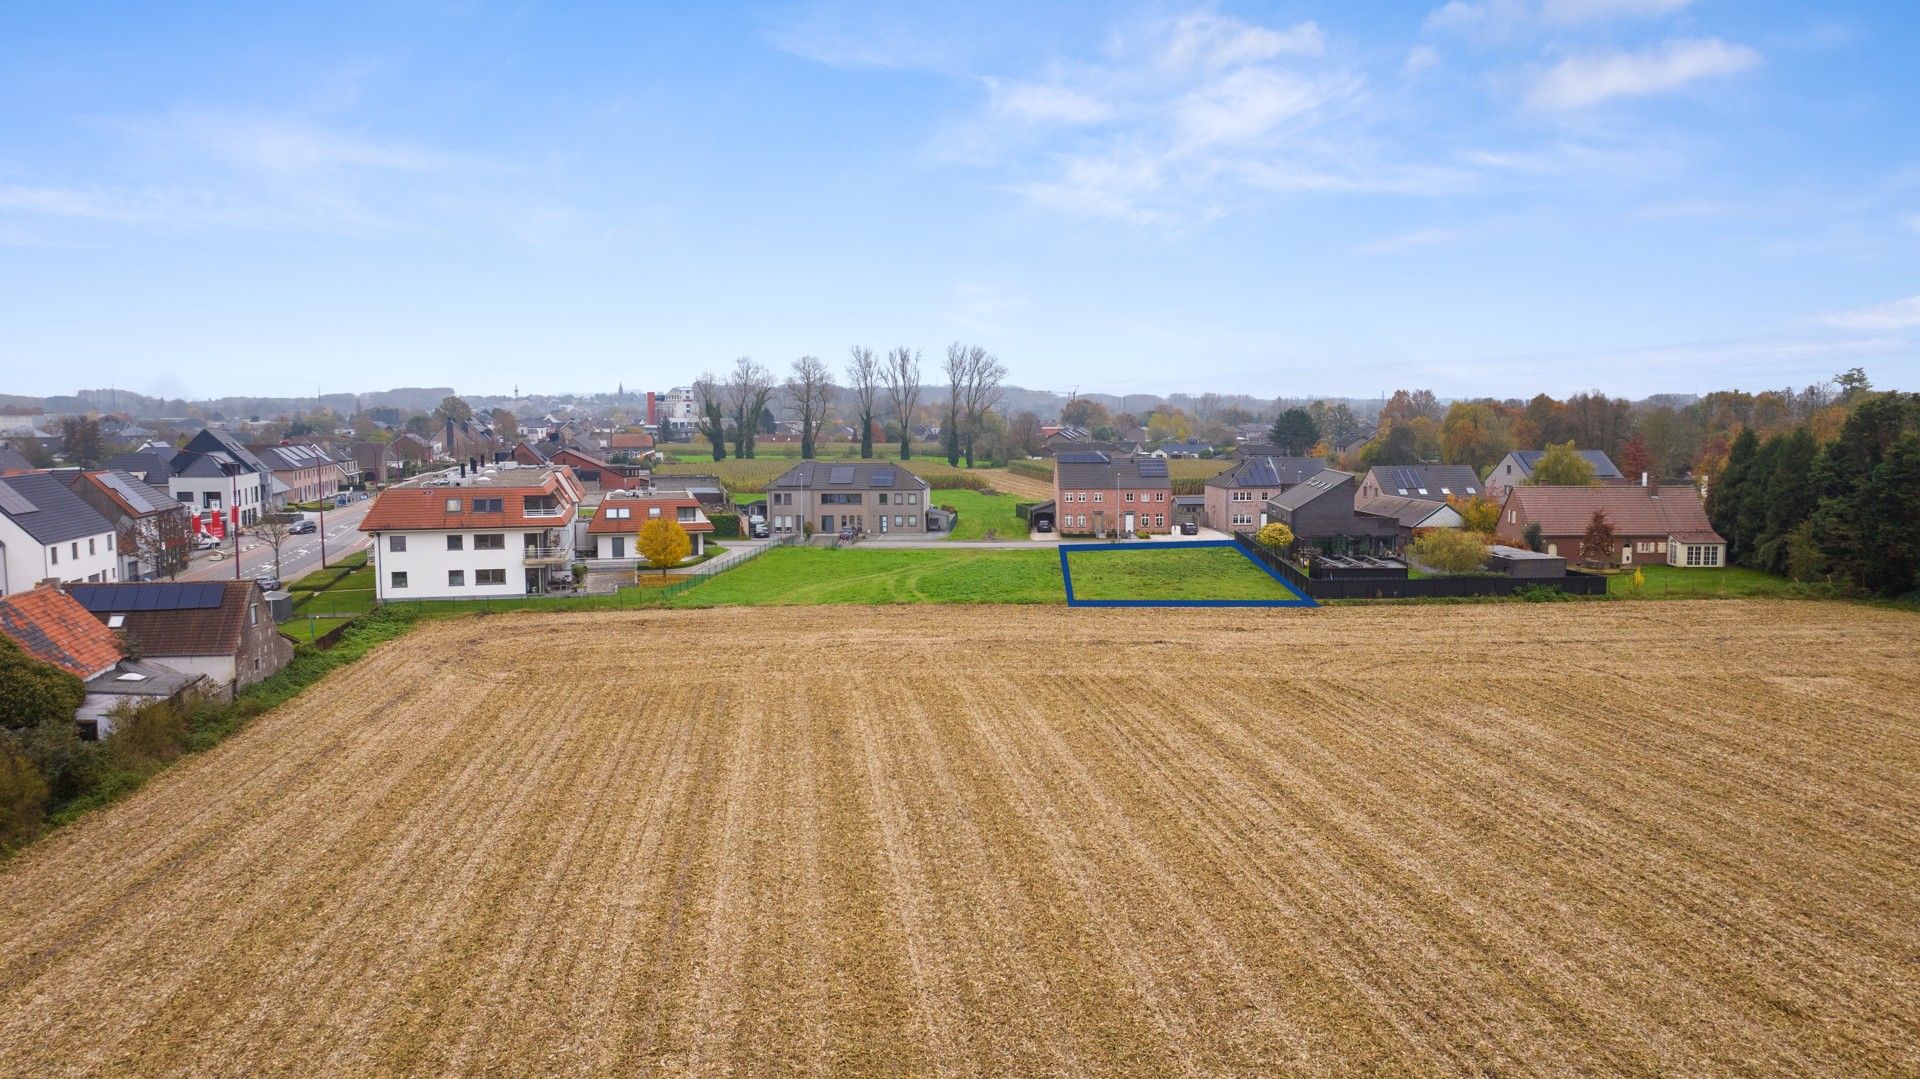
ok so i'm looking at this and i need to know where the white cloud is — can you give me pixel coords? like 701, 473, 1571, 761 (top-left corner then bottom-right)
1820, 294, 1920, 331
1540, 0, 1693, 23
1427, 0, 1692, 34
1155, 13, 1324, 71
1527, 38, 1762, 110
987, 80, 1115, 125
1402, 45, 1442, 78
1172, 68, 1352, 148
1357, 226, 1468, 254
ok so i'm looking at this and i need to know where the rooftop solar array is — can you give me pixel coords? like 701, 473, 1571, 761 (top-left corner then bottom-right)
69, 582, 226, 613
870, 469, 894, 487
0, 483, 38, 515
1136, 459, 1169, 477
1057, 452, 1111, 465
828, 466, 855, 484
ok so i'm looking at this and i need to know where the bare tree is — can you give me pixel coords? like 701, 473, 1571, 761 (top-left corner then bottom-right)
959, 346, 1008, 467
942, 342, 968, 466
784, 355, 836, 460
882, 346, 922, 459
127, 511, 191, 580
250, 514, 295, 584
846, 346, 880, 459
726, 357, 777, 459
692, 372, 728, 461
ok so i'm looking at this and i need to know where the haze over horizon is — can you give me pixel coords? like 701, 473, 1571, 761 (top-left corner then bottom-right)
2, 1, 1916, 401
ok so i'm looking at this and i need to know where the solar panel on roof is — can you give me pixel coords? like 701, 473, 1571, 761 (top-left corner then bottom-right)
828, 466, 855, 484
1136, 459, 1168, 477
870, 470, 894, 486
70, 582, 225, 613
1058, 452, 1111, 465
0, 483, 37, 515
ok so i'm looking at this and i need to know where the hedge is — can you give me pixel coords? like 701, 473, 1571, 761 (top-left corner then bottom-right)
709, 512, 741, 538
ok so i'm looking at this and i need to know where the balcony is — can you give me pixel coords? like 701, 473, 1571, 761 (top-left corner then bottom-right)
522, 546, 572, 565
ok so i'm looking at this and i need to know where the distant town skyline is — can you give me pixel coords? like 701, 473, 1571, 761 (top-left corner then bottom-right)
2, 2, 1916, 400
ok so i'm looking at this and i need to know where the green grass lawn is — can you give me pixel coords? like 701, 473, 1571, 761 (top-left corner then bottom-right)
1064, 546, 1298, 601
668, 547, 1065, 607
1609, 563, 1803, 599
936, 489, 1028, 540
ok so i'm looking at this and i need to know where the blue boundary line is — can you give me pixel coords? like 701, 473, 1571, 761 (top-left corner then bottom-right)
1059, 539, 1318, 608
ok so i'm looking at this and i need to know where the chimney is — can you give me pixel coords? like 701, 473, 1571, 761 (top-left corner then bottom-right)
459, 462, 467, 478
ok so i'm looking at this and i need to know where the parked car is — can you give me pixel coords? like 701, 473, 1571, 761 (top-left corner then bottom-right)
288, 519, 317, 535
1179, 520, 1199, 536
1035, 518, 1053, 533
749, 518, 769, 539
254, 574, 283, 592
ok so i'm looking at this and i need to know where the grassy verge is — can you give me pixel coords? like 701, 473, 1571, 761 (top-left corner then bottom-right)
667, 547, 1065, 607
1608, 564, 1814, 599
1064, 546, 1297, 601
937, 489, 1028, 540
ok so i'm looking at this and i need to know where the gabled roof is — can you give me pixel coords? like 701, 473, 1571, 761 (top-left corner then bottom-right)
1207, 455, 1326, 489
1357, 494, 1462, 529
1267, 469, 1354, 512
0, 472, 115, 544
607, 432, 655, 450
1503, 484, 1721, 540
78, 469, 183, 517
0, 585, 124, 678
1364, 465, 1482, 501
250, 443, 340, 473
70, 581, 263, 657
1056, 452, 1172, 490
587, 493, 713, 534
1509, 449, 1624, 481
767, 461, 931, 491
184, 428, 269, 475
102, 450, 172, 486
0, 445, 32, 472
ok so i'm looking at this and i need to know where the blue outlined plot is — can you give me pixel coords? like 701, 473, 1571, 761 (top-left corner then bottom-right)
1058, 539, 1317, 608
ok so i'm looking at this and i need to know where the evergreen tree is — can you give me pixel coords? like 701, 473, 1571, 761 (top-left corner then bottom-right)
1735, 435, 1785, 568
1711, 427, 1758, 557
1756, 427, 1818, 573
1857, 435, 1920, 596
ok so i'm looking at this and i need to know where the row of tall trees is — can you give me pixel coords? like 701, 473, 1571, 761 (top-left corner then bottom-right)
1710, 392, 1920, 595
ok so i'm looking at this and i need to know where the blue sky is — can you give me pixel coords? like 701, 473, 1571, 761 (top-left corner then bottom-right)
1, 1, 1916, 401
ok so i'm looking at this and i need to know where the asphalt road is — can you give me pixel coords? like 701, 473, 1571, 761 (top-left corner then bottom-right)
178, 467, 453, 586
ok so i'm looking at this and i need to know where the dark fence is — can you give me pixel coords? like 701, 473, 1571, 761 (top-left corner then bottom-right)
1234, 533, 1608, 600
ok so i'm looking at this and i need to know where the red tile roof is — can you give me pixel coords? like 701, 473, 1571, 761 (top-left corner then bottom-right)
1504, 485, 1723, 541
587, 495, 713, 534
359, 468, 582, 532
606, 432, 655, 450
0, 585, 124, 678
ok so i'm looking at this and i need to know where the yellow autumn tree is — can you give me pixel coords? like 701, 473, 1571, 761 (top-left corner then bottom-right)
636, 517, 691, 577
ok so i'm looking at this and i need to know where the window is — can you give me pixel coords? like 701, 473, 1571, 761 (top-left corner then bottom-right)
677, 507, 695, 522
476, 568, 507, 585
474, 534, 505, 550
390, 571, 408, 589
1508, 510, 1516, 524
1126, 493, 1135, 503
448, 570, 465, 587
908, 515, 917, 527
49, 546, 58, 565
72, 542, 79, 559
1155, 515, 1164, 527
447, 535, 464, 551
106, 534, 113, 551
249, 605, 257, 625
1156, 492, 1165, 502
88, 538, 96, 555
445, 498, 463, 513
907, 493, 918, 505
474, 497, 503, 512
1093, 492, 1104, 503
389, 535, 407, 552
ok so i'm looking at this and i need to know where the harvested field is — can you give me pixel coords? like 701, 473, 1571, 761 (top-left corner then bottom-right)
3, 600, 1919, 1077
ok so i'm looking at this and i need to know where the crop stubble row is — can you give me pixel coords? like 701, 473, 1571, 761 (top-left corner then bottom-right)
1, 601, 1917, 1076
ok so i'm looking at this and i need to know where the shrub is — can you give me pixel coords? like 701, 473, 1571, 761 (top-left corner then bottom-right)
1008, 460, 1052, 481
1411, 529, 1492, 574
0, 740, 48, 853
1255, 523, 1295, 551
1516, 583, 1576, 602
0, 638, 86, 733
709, 511, 741, 538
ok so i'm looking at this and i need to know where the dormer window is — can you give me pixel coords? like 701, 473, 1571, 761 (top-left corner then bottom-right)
445, 498, 462, 513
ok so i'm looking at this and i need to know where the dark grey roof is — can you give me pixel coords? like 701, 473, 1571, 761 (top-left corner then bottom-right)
0, 472, 115, 544
251, 443, 337, 472
1208, 455, 1327, 489
85, 658, 203, 698
767, 461, 930, 491
91, 470, 178, 515
0, 445, 31, 471
1056, 453, 1173, 490
103, 451, 172, 485
1366, 465, 1482, 501
1173, 495, 1206, 507
1356, 494, 1457, 528
171, 450, 236, 478
1510, 449, 1623, 480
183, 428, 269, 475
1266, 469, 1354, 513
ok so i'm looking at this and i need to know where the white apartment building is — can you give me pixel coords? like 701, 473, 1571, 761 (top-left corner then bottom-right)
0, 473, 120, 596
360, 464, 584, 601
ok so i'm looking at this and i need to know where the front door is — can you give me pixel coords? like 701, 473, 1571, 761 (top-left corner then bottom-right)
1124, 512, 1135, 533
611, 536, 625, 558
878, 515, 888, 534
821, 515, 833, 532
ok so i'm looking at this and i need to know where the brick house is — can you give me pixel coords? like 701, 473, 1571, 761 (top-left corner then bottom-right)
1495, 485, 1726, 568
765, 461, 933, 536
352, 440, 407, 484
67, 469, 192, 582
587, 491, 714, 560
70, 580, 292, 699
1202, 455, 1326, 532
0, 583, 205, 739
1053, 452, 1173, 536
249, 443, 344, 504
